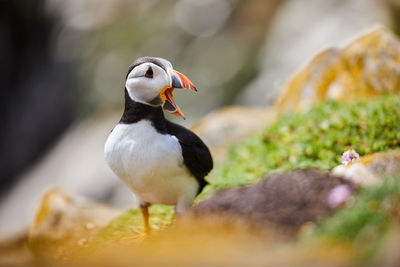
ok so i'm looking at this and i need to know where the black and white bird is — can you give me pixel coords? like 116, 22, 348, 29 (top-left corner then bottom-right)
104, 57, 213, 234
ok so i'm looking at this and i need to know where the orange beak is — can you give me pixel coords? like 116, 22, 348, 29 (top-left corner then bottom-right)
160, 69, 197, 119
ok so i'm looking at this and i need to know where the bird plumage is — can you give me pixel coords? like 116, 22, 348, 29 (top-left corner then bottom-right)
165, 120, 212, 194
104, 57, 213, 232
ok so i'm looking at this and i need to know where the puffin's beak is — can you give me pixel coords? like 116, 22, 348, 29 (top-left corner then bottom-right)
160, 69, 197, 119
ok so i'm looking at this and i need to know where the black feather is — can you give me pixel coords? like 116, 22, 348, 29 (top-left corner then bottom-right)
120, 89, 167, 134
166, 121, 213, 194
126, 57, 167, 79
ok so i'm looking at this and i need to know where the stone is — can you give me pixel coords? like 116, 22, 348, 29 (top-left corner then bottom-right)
332, 151, 400, 186
276, 26, 400, 112
191, 106, 276, 163
0, 234, 33, 267
28, 188, 122, 261
189, 169, 351, 235
237, 0, 390, 106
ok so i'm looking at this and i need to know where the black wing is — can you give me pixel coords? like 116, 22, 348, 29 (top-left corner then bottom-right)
166, 120, 213, 194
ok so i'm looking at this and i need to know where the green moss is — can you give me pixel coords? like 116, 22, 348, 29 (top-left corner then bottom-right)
206, 94, 400, 196
95, 205, 174, 242
98, 94, 400, 239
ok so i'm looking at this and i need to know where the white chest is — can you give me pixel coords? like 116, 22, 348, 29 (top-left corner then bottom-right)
104, 120, 197, 205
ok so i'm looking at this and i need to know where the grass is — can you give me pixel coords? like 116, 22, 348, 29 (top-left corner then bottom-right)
315, 175, 400, 240
207, 94, 400, 194
95, 205, 174, 242
98, 94, 400, 241
312, 174, 400, 263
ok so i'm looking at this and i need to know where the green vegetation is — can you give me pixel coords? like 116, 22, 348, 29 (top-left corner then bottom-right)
99, 94, 400, 241
95, 205, 174, 242
316, 174, 400, 239
206, 94, 400, 195
313, 174, 400, 263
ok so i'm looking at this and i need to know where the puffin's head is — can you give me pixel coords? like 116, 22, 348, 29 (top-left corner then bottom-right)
125, 57, 196, 119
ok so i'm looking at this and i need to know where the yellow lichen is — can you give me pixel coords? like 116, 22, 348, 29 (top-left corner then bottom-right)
276, 26, 400, 113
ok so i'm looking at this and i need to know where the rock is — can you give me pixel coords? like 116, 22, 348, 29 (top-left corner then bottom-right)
332, 151, 400, 186
0, 234, 33, 267
191, 106, 276, 163
28, 188, 122, 261
276, 26, 400, 112
237, 0, 390, 106
189, 169, 351, 235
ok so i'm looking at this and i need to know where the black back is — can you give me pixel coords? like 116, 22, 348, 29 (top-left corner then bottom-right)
120, 91, 213, 195
165, 120, 213, 194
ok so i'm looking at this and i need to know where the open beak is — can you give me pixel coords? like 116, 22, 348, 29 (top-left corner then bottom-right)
160, 68, 197, 119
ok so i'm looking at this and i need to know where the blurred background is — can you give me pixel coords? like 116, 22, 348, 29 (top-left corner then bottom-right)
0, 0, 399, 238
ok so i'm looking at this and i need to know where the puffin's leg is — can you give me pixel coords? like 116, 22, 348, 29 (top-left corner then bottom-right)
174, 194, 196, 219
174, 182, 199, 219
139, 202, 151, 235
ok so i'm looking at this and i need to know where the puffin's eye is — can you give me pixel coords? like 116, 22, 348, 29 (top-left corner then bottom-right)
145, 66, 153, 78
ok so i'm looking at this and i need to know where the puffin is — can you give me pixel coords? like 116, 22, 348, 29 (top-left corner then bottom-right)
104, 57, 213, 234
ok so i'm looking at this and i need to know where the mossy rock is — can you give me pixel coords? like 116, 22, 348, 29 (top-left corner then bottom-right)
276, 26, 400, 112
209, 93, 400, 192
98, 94, 400, 241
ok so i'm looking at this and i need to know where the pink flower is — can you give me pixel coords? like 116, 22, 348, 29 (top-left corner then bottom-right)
328, 184, 352, 208
341, 149, 360, 165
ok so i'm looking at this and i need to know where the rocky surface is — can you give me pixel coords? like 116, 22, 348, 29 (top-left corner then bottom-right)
24, 182, 358, 266
190, 169, 351, 235
0, 235, 32, 267
333, 151, 400, 186
237, 0, 390, 106
28, 188, 122, 261
276, 26, 400, 112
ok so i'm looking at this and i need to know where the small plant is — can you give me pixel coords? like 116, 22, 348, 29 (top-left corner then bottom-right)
341, 149, 360, 165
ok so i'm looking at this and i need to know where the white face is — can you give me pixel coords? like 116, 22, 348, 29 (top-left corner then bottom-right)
125, 62, 170, 105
